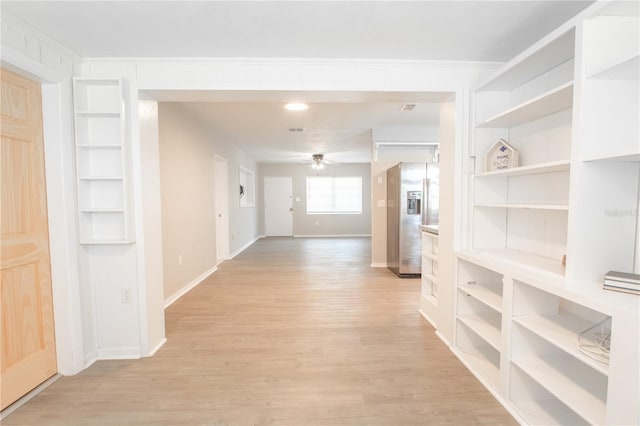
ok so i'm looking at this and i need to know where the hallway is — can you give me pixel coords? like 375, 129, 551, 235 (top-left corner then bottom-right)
4, 237, 514, 425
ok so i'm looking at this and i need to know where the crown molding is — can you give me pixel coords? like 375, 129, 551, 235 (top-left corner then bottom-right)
1, 9, 83, 64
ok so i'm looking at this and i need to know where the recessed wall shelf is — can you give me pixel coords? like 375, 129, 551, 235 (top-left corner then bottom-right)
73, 78, 134, 245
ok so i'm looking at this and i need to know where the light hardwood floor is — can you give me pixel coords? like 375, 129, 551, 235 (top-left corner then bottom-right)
4, 237, 515, 425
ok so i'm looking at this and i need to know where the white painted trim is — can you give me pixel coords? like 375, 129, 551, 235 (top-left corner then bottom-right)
230, 235, 263, 259
163, 266, 217, 309
294, 234, 372, 238
83, 351, 97, 369
0, 374, 62, 420
97, 347, 141, 360
419, 309, 437, 329
1, 11, 83, 63
84, 56, 502, 69
435, 331, 452, 347
370, 262, 387, 268
450, 346, 526, 425
147, 337, 167, 357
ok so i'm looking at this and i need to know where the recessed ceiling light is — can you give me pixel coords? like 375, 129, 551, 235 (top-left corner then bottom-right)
284, 102, 309, 111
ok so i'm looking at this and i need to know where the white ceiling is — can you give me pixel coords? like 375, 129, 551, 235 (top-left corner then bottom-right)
2, 1, 593, 163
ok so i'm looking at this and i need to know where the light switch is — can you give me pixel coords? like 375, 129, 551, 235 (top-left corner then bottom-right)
378, 200, 386, 207
377, 176, 383, 184
295, 197, 301, 202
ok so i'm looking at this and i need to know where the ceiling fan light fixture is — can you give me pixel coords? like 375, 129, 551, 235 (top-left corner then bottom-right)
284, 102, 309, 111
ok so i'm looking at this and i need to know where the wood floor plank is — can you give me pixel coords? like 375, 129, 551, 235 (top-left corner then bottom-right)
3, 237, 515, 425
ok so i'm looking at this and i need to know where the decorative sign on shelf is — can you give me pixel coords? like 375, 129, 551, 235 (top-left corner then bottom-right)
485, 139, 519, 172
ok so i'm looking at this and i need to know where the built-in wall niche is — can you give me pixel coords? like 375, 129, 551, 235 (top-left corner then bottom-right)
239, 166, 255, 207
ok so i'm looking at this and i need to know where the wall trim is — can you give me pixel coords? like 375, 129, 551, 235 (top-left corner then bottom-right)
370, 262, 387, 267
164, 265, 217, 309
147, 337, 167, 357
419, 309, 437, 329
83, 351, 97, 369
450, 346, 526, 425
97, 347, 141, 360
435, 331, 452, 347
294, 234, 371, 238
0, 374, 62, 420
230, 235, 263, 259
83, 56, 503, 69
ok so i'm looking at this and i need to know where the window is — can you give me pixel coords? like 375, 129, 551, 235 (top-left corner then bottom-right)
306, 177, 362, 214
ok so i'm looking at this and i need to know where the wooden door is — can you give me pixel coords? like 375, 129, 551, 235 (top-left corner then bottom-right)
264, 177, 293, 236
0, 68, 57, 410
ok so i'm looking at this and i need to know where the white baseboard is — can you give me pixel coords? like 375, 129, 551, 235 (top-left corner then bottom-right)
294, 234, 371, 238
164, 265, 217, 309
83, 350, 97, 369
418, 309, 437, 329
230, 235, 263, 259
370, 262, 387, 267
436, 331, 451, 347
147, 337, 167, 357
449, 346, 526, 425
97, 347, 141, 360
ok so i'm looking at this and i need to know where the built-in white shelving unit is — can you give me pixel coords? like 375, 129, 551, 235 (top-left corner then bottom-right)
419, 230, 439, 326
452, 3, 640, 425
73, 78, 134, 244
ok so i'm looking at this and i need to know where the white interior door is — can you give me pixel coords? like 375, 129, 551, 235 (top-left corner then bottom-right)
215, 155, 230, 263
264, 176, 293, 236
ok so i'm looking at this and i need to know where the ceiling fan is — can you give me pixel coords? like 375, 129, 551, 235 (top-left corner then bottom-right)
303, 153, 339, 170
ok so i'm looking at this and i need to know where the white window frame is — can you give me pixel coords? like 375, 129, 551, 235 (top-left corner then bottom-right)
306, 176, 363, 214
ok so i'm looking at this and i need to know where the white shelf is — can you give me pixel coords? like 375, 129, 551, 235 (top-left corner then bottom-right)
77, 144, 122, 150
457, 314, 502, 351
422, 252, 438, 262
75, 110, 121, 116
514, 399, 588, 426
513, 314, 609, 376
476, 82, 573, 128
80, 239, 134, 245
456, 349, 501, 389
474, 203, 568, 211
459, 249, 566, 282
512, 357, 606, 425
80, 208, 126, 213
78, 177, 124, 181
588, 53, 639, 80
458, 284, 502, 313
475, 160, 570, 178
477, 30, 575, 91
422, 273, 438, 283
73, 78, 132, 245
583, 152, 640, 163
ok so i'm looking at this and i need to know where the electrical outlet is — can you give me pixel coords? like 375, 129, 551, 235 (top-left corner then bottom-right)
178, 255, 183, 266
315, 221, 319, 226
121, 288, 132, 304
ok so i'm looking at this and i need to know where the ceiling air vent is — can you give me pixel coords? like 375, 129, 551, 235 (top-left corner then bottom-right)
288, 127, 305, 132
399, 103, 416, 111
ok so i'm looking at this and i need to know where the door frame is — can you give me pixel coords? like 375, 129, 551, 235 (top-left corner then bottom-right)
0, 61, 85, 376
214, 154, 230, 264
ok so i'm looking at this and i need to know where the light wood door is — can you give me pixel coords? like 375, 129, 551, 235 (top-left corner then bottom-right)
264, 176, 293, 236
1, 68, 57, 410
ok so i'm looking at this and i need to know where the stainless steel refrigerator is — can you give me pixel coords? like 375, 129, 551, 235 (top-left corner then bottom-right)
387, 162, 427, 277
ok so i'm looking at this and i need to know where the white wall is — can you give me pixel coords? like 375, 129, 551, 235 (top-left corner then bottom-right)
258, 162, 371, 236
158, 102, 259, 302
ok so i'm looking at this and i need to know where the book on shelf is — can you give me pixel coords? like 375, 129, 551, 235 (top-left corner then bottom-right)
603, 270, 640, 295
